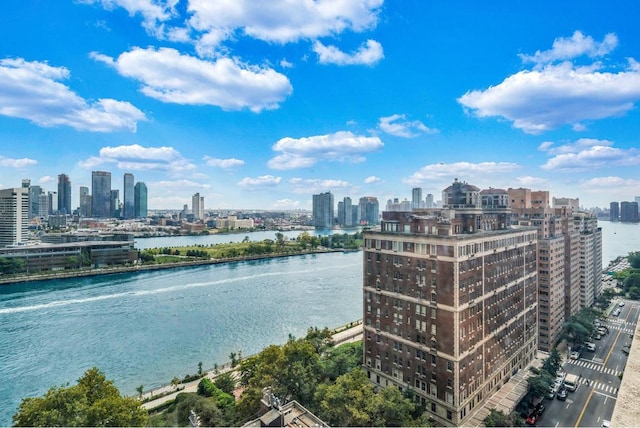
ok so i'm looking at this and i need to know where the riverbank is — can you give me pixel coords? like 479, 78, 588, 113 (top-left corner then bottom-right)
141, 319, 364, 412
0, 247, 355, 286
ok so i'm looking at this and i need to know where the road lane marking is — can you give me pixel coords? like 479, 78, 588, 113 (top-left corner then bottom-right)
594, 390, 617, 401
574, 385, 595, 428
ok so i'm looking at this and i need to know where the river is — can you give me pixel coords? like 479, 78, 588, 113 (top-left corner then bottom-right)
0, 251, 362, 425
0, 221, 637, 424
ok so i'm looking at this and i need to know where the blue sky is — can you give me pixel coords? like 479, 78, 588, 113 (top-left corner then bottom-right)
1, 0, 640, 211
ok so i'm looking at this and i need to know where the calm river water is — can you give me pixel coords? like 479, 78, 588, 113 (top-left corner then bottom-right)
0, 250, 362, 425
0, 221, 636, 424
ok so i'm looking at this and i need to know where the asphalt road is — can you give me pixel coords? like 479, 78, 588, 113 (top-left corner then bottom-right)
533, 299, 638, 427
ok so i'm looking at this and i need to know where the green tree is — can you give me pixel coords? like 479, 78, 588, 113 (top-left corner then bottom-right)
214, 372, 236, 395
484, 408, 523, 427
136, 385, 144, 400
198, 361, 203, 376
13, 367, 147, 427
229, 352, 238, 368
628, 251, 640, 269
275, 232, 285, 252
314, 369, 377, 427
171, 376, 181, 390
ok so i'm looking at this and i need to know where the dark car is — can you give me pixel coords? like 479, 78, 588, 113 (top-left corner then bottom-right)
526, 413, 540, 426
557, 388, 568, 400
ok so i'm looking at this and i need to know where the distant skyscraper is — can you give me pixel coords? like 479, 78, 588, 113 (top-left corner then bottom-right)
21, 179, 30, 188
425, 193, 434, 208
312, 192, 334, 228
620, 201, 639, 223
28, 185, 42, 218
47, 191, 58, 215
79, 186, 91, 217
0, 187, 29, 247
91, 171, 111, 218
134, 182, 148, 218
359, 196, 379, 225
110, 190, 120, 218
123, 173, 135, 219
343, 196, 353, 227
610, 202, 619, 222
57, 173, 71, 214
192, 193, 204, 220
412, 187, 423, 209
37, 193, 48, 218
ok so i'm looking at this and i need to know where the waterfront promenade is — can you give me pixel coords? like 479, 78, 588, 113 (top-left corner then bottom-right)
142, 321, 364, 411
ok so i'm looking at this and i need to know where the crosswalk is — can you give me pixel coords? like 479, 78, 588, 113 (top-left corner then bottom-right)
574, 378, 618, 395
566, 359, 621, 377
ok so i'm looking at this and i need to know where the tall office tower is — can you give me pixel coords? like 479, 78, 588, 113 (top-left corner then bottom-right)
28, 185, 42, 218
22, 179, 30, 188
312, 192, 334, 228
359, 196, 379, 225
337, 201, 344, 226
57, 173, 71, 214
134, 182, 148, 218
47, 191, 58, 215
0, 188, 30, 247
123, 173, 135, 219
636, 196, 640, 204
610, 202, 620, 221
110, 190, 120, 218
79, 186, 91, 217
91, 171, 111, 218
352, 205, 360, 226
192, 193, 204, 220
344, 196, 353, 227
508, 188, 566, 352
559, 211, 581, 320
363, 179, 538, 426
620, 201, 639, 222
412, 187, 423, 209
425, 193, 434, 208
37, 193, 48, 217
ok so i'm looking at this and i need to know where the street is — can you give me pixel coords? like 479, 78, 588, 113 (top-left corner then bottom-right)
534, 299, 638, 427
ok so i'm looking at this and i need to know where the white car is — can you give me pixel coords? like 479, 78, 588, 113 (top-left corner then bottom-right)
619, 301, 625, 307
570, 350, 581, 359
586, 342, 596, 351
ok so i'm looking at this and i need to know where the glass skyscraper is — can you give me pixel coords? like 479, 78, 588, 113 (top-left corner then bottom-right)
123, 173, 134, 219
134, 182, 148, 218
91, 171, 111, 218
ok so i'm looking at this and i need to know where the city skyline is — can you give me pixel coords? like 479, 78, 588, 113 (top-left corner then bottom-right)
1, 1, 640, 210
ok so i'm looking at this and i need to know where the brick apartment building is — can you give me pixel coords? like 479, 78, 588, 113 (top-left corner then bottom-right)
363, 180, 538, 426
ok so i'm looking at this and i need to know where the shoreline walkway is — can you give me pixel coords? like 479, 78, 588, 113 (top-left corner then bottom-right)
141, 322, 364, 411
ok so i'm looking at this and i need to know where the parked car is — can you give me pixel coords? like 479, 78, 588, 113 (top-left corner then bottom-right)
594, 333, 602, 340
570, 350, 581, 359
585, 342, 596, 351
598, 326, 608, 335
619, 301, 625, 307
557, 388, 568, 401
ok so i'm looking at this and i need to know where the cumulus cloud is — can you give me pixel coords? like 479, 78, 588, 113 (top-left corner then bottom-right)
519, 31, 618, 65
289, 177, 353, 194
78, 144, 196, 173
364, 176, 382, 184
403, 161, 520, 185
0, 155, 37, 168
378, 114, 437, 138
579, 176, 640, 199
540, 138, 640, 171
458, 32, 640, 134
187, 0, 383, 50
92, 47, 292, 112
313, 39, 383, 66
514, 176, 549, 187
0, 58, 146, 132
38, 175, 55, 184
268, 131, 383, 170
238, 175, 282, 189
204, 156, 245, 168
78, 0, 177, 38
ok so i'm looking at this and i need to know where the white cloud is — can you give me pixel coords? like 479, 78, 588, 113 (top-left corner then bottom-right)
204, 156, 245, 168
151, 179, 211, 189
78, 0, 176, 38
78, 144, 196, 173
364, 176, 382, 184
540, 139, 640, 171
313, 39, 383, 66
0, 58, 146, 132
238, 175, 282, 189
403, 161, 520, 185
280, 59, 293, 68
580, 176, 640, 198
289, 177, 353, 194
268, 130, 383, 170
519, 31, 618, 65
0, 155, 37, 168
272, 199, 301, 209
378, 114, 438, 138
38, 175, 55, 184
458, 32, 640, 134
187, 0, 383, 51
514, 176, 549, 187
92, 47, 292, 112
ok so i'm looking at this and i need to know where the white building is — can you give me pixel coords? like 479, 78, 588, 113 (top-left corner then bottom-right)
0, 188, 29, 247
